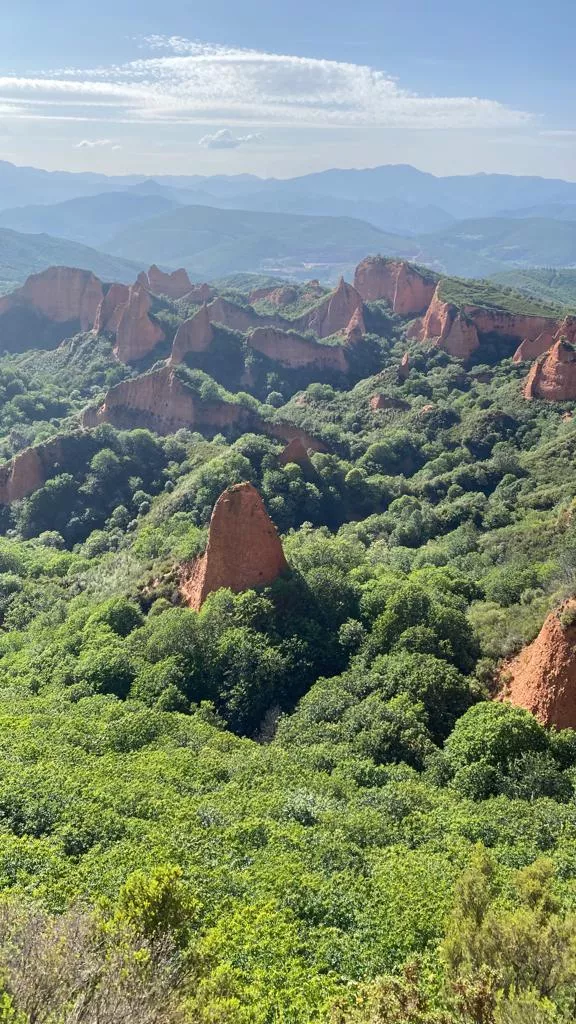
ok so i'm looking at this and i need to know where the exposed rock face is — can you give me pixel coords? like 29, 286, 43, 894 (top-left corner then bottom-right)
170, 305, 214, 365
145, 265, 192, 300
207, 297, 264, 333
354, 257, 436, 315
524, 339, 576, 401
411, 289, 480, 358
264, 421, 326, 451
113, 284, 165, 362
298, 278, 364, 339
94, 283, 130, 334
250, 284, 299, 307
82, 366, 252, 435
0, 266, 104, 331
181, 483, 288, 611
345, 307, 366, 343
0, 436, 67, 505
184, 283, 215, 304
399, 352, 411, 380
369, 394, 410, 411
248, 327, 348, 372
499, 601, 576, 728
514, 317, 576, 363
278, 438, 313, 469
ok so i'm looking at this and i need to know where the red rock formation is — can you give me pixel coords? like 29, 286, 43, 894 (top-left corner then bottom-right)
113, 284, 165, 363
0, 266, 104, 331
524, 339, 576, 401
410, 288, 480, 358
298, 278, 364, 339
250, 284, 299, 307
248, 327, 348, 372
499, 601, 576, 728
513, 317, 576, 363
354, 257, 437, 315
278, 437, 313, 469
0, 436, 67, 504
181, 482, 288, 611
345, 307, 366, 344
144, 265, 192, 300
398, 352, 411, 380
94, 283, 130, 334
169, 305, 214, 365
82, 366, 252, 435
184, 283, 215, 304
369, 394, 410, 411
262, 420, 326, 452
206, 296, 264, 334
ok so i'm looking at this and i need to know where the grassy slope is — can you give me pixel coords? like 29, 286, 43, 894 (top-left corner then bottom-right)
438, 275, 560, 317
0, 226, 143, 283
490, 267, 576, 310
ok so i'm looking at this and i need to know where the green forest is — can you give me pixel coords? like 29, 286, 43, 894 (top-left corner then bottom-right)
0, 269, 575, 1024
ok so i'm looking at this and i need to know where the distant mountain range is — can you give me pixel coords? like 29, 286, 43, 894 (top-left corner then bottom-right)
0, 227, 142, 288
3, 159, 576, 284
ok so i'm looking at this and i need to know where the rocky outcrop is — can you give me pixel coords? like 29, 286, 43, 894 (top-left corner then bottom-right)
369, 394, 410, 412
113, 284, 165, 362
144, 265, 192, 300
524, 339, 576, 401
169, 305, 214, 365
82, 366, 252, 435
345, 307, 366, 343
250, 284, 299, 307
94, 283, 130, 334
181, 482, 288, 611
499, 601, 576, 728
354, 257, 437, 315
184, 283, 215, 304
248, 327, 348, 372
297, 278, 364, 339
278, 438, 314, 470
0, 266, 104, 331
410, 289, 480, 358
513, 317, 576, 363
207, 297, 265, 333
0, 436, 68, 505
398, 352, 411, 380
264, 420, 326, 451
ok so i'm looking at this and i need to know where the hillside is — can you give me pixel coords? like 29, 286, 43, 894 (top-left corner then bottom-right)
2, 253, 576, 1021
418, 216, 576, 276
104, 204, 416, 277
0, 192, 180, 247
0, 226, 142, 283
491, 267, 576, 308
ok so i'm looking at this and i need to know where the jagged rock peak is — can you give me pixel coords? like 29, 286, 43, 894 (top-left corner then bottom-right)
144, 264, 193, 300
170, 304, 214, 365
0, 266, 104, 330
354, 257, 437, 315
524, 338, 576, 401
181, 482, 288, 610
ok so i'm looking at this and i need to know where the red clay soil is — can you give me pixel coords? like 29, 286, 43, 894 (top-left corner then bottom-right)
181, 482, 288, 610
499, 600, 576, 728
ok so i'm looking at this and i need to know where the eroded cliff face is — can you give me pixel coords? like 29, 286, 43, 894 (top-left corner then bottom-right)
181, 482, 288, 611
0, 267, 104, 331
113, 284, 165, 363
248, 327, 349, 372
369, 394, 410, 411
184, 283, 215, 304
278, 438, 313, 469
514, 317, 576, 363
94, 283, 130, 334
207, 297, 265, 334
411, 288, 480, 358
169, 305, 214, 365
499, 601, 576, 728
0, 436, 67, 505
345, 307, 366, 343
82, 366, 252, 435
250, 284, 299, 307
144, 265, 193, 300
524, 339, 576, 401
354, 257, 436, 315
297, 278, 364, 340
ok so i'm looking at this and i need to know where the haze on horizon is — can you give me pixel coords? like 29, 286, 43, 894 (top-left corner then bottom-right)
2, 0, 576, 180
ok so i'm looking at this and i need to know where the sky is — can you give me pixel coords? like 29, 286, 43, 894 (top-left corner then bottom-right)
2, 0, 576, 179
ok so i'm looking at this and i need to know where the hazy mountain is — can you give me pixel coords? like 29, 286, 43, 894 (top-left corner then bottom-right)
417, 217, 576, 275
104, 204, 416, 278
0, 227, 142, 284
0, 193, 181, 247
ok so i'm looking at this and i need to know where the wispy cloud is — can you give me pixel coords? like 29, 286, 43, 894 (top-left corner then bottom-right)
199, 128, 262, 149
75, 138, 121, 149
0, 37, 533, 131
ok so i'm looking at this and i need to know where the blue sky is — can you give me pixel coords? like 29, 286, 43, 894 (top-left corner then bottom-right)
2, 0, 576, 178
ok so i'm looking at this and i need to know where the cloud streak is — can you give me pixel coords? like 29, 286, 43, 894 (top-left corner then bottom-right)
199, 128, 262, 149
0, 37, 532, 131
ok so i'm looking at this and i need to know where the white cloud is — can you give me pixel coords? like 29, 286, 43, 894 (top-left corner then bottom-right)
0, 37, 532, 131
199, 128, 262, 149
75, 138, 120, 148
